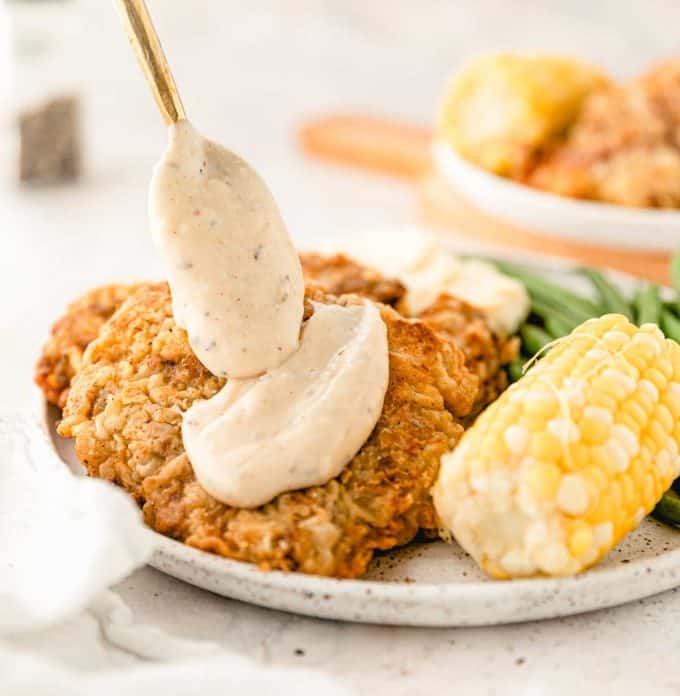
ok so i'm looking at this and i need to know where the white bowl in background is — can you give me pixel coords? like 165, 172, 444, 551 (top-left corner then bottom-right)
433, 140, 680, 252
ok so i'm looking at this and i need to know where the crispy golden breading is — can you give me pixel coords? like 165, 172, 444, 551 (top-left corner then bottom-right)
415, 294, 519, 420
58, 283, 479, 577
300, 252, 406, 307
528, 59, 680, 208
35, 284, 144, 407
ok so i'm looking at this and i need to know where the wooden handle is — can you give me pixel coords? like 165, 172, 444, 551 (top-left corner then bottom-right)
299, 114, 431, 179
418, 171, 671, 284
115, 0, 185, 124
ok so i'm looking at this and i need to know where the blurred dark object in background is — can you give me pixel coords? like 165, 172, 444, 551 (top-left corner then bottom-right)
6, 0, 83, 185
19, 95, 80, 183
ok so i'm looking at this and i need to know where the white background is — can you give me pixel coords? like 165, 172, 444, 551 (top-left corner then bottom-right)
3, 1, 680, 693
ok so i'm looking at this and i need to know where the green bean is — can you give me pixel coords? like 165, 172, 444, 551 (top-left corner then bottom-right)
653, 489, 680, 528
670, 251, 680, 299
544, 315, 575, 339
529, 297, 583, 332
633, 284, 661, 326
526, 292, 590, 325
520, 324, 552, 355
507, 358, 525, 383
661, 309, 680, 343
578, 268, 632, 319
496, 261, 601, 317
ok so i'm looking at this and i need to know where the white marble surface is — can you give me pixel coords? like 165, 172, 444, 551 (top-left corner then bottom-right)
4, 1, 680, 693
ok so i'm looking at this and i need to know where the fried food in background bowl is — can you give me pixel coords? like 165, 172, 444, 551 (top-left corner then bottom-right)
437, 52, 680, 210
436, 53, 610, 180
528, 58, 680, 208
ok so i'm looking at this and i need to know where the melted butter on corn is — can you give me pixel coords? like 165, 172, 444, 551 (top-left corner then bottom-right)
433, 314, 680, 578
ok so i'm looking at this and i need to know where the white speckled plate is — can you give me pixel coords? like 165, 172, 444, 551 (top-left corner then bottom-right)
41, 250, 680, 627
433, 141, 680, 252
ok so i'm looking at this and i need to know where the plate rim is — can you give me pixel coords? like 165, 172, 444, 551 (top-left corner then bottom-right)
149, 526, 680, 599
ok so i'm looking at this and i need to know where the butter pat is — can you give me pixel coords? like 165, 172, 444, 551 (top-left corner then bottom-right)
327, 228, 529, 335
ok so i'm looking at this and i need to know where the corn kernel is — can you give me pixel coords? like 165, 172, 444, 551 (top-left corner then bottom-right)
567, 522, 593, 557
580, 415, 610, 444
632, 332, 661, 359
619, 398, 647, 431
580, 465, 608, 495
557, 474, 589, 515
565, 442, 590, 471
504, 424, 529, 455
644, 370, 666, 392
603, 330, 631, 349
535, 541, 573, 575
523, 460, 561, 499
663, 384, 680, 418
638, 380, 659, 403
604, 437, 630, 472
528, 432, 562, 461
611, 424, 640, 456
654, 404, 674, 433
647, 420, 668, 449
547, 418, 580, 444
589, 391, 618, 412
593, 521, 614, 548
596, 370, 634, 400
655, 357, 673, 380
524, 390, 558, 419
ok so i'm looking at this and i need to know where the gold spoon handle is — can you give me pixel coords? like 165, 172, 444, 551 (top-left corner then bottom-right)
115, 0, 186, 124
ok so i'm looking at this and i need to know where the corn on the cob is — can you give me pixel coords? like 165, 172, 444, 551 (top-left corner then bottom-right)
433, 314, 680, 578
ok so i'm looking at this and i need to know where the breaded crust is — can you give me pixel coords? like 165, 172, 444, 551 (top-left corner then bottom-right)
58, 283, 478, 578
415, 293, 519, 420
300, 252, 406, 307
35, 284, 144, 407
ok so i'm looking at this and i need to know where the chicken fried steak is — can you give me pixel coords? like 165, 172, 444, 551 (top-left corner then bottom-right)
58, 283, 481, 577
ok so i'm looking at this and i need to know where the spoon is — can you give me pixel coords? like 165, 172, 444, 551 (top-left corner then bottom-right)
113, 0, 306, 379
115, 0, 185, 124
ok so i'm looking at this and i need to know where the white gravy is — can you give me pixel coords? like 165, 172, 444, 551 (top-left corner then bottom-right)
151, 120, 390, 507
150, 120, 304, 378
182, 301, 389, 508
